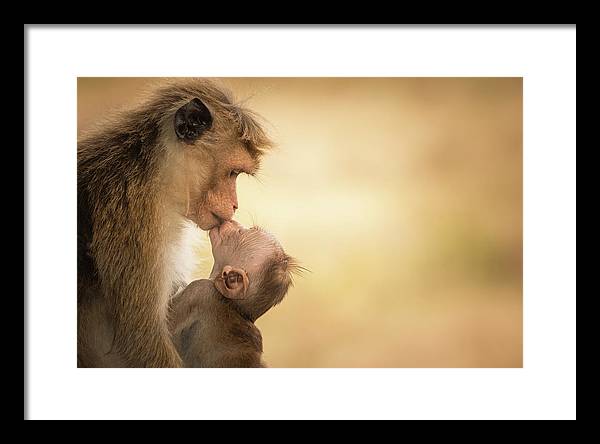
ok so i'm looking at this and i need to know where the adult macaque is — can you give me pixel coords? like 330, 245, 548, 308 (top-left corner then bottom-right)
78, 79, 271, 367
170, 220, 298, 367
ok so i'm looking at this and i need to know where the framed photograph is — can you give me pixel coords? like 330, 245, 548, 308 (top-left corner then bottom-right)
26, 25, 576, 420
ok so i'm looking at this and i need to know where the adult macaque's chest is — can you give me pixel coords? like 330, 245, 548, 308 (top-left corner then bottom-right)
166, 219, 206, 296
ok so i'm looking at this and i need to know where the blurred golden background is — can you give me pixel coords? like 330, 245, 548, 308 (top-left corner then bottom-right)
78, 77, 522, 367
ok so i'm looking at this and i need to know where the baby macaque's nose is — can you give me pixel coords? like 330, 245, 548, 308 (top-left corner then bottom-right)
217, 220, 245, 237
222, 220, 244, 231
210, 220, 245, 247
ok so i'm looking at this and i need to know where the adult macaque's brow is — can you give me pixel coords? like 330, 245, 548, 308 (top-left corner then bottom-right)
231, 159, 259, 176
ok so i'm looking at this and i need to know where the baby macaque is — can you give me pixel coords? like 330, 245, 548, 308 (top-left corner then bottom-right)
170, 220, 297, 367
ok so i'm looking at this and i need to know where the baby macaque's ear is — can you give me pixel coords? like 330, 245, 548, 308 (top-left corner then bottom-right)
214, 265, 249, 299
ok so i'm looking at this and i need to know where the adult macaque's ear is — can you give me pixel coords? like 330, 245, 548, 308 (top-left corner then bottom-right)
174, 98, 213, 144
214, 265, 249, 300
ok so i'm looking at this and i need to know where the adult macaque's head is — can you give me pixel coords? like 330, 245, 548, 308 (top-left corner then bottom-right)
159, 80, 271, 231
209, 220, 297, 321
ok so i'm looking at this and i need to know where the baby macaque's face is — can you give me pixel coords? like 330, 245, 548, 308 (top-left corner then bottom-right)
208, 220, 296, 321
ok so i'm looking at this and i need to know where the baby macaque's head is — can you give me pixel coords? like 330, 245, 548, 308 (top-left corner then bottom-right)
208, 220, 297, 321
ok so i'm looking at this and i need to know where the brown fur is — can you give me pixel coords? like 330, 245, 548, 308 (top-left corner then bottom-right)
77, 79, 271, 367
170, 280, 265, 368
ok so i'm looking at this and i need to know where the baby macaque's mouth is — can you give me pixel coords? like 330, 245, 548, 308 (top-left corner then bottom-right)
221, 220, 243, 234
209, 220, 245, 245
